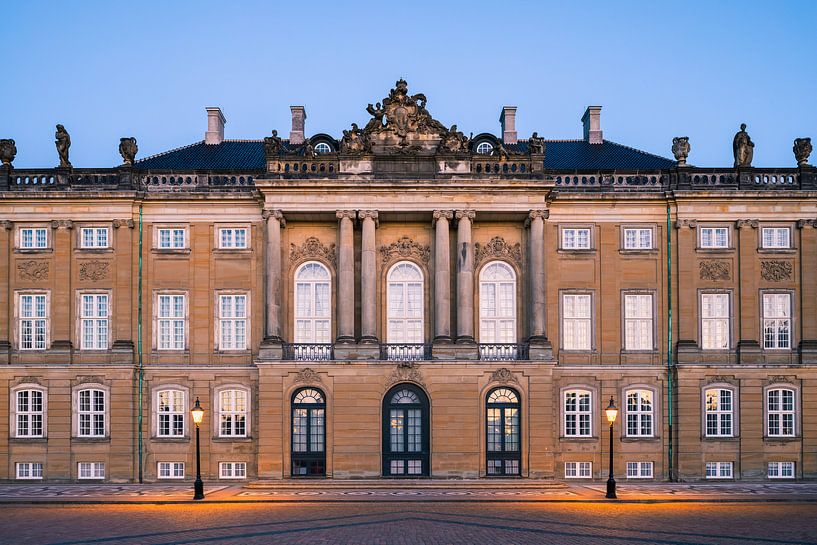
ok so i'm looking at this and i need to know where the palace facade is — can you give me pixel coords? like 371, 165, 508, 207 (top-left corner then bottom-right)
1, 81, 816, 483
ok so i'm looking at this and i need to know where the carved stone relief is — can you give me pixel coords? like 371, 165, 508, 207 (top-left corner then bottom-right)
489, 368, 519, 385
289, 236, 336, 267
379, 236, 431, 264
705, 375, 738, 386
385, 361, 425, 387
474, 236, 522, 268
79, 260, 110, 282
699, 260, 731, 281
760, 260, 793, 282
766, 375, 796, 385
294, 367, 323, 384
17, 260, 49, 281
112, 219, 135, 229
675, 219, 698, 229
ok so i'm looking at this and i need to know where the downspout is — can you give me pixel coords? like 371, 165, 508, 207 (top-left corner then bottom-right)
137, 205, 144, 483
666, 202, 674, 482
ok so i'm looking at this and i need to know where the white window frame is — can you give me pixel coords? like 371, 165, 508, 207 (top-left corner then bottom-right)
216, 387, 249, 438
156, 226, 187, 249
80, 227, 110, 249
156, 388, 186, 438
699, 226, 730, 249
14, 387, 45, 438
79, 292, 110, 350
624, 389, 654, 438
76, 388, 107, 438
705, 461, 733, 479
564, 461, 592, 479
767, 461, 795, 479
623, 293, 654, 351
563, 388, 593, 438
626, 461, 653, 479
218, 227, 249, 249
219, 461, 248, 479
478, 261, 517, 346
700, 292, 731, 350
766, 387, 796, 438
476, 141, 493, 155
217, 293, 249, 351
561, 227, 592, 250
622, 227, 654, 250
156, 292, 187, 350
386, 261, 425, 351
16, 462, 44, 480
704, 387, 735, 438
293, 261, 332, 345
314, 142, 332, 155
561, 293, 593, 351
77, 462, 105, 480
157, 461, 185, 479
17, 292, 49, 350
761, 227, 791, 249
19, 227, 49, 249
762, 292, 792, 350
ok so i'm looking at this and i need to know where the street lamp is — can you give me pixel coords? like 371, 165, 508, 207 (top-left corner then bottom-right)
191, 397, 205, 500
605, 396, 618, 499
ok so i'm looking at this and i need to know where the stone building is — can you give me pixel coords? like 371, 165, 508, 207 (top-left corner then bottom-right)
0, 80, 815, 483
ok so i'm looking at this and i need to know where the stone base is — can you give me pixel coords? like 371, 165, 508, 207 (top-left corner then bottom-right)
0, 340, 9, 364
432, 342, 478, 360
111, 340, 134, 364
676, 340, 698, 364
528, 339, 554, 361
799, 340, 817, 364
258, 339, 283, 361
353, 342, 381, 360
737, 340, 762, 364
50, 340, 72, 358
333, 342, 378, 361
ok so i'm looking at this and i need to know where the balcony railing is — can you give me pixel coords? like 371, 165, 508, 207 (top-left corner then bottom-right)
479, 343, 529, 361
380, 344, 432, 362
283, 343, 333, 361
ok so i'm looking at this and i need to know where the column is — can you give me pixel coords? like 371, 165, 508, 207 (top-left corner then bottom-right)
528, 210, 548, 341
263, 209, 284, 343
455, 210, 475, 343
433, 210, 453, 342
359, 210, 379, 342
51, 220, 72, 351
336, 210, 356, 343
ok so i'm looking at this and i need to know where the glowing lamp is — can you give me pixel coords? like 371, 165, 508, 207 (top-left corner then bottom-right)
191, 397, 204, 426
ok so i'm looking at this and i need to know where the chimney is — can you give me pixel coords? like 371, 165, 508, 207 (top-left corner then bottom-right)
290, 105, 306, 145
582, 106, 603, 144
499, 106, 517, 144
205, 107, 226, 145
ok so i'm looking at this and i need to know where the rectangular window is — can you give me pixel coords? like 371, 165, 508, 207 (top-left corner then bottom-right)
626, 461, 654, 479
157, 462, 185, 479
564, 390, 592, 437
762, 293, 791, 349
700, 227, 729, 249
16, 462, 44, 480
77, 389, 106, 438
625, 390, 654, 437
624, 294, 653, 350
219, 389, 247, 437
219, 228, 248, 249
564, 462, 592, 479
767, 388, 796, 437
705, 388, 733, 437
20, 228, 48, 249
705, 461, 733, 479
768, 462, 795, 479
219, 294, 248, 350
761, 227, 791, 249
219, 462, 247, 479
16, 389, 44, 437
19, 293, 48, 350
157, 228, 186, 249
701, 293, 730, 349
562, 294, 592, 350
157, 389, 185, 437
623, 228, 653, 250
80, 227, 109, 248
78, 462, 105, 480
157, 294, 185, 350
561, 228, 591, 250
80, 293, 109, 350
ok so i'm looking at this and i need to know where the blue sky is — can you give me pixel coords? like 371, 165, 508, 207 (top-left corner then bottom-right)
2, 0, 815, 168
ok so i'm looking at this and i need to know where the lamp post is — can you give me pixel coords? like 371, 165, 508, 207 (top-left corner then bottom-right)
605, 396, 618, 499
191, 397, 205, 500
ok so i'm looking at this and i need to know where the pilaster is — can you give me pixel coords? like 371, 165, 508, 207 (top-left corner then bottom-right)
798, 219, 817, 363
0, 220, 11, 362
259, 209, 284, 360
736, 219, 761, 363
51, 220, 73, 354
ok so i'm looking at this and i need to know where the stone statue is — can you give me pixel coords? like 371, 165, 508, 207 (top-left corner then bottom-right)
118, 137, 138, 165
671, 136, 690, 166
491, 140, 510, 160
438, 124, 469, 153
0, 139, 16, 166
264, 129, 283, 157
732, 123, 754, 168
340, 123, 369, 154
55, 124, 71, 167
363, 102, 386, 134
301, 139, 316, 158
528, 132, 546, 155
793, 137, 812, 166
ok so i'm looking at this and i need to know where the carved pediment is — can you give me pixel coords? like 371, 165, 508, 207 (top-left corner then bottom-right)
290, 237, 336, 267
380, 236, 430, 264
475, 237, 522, 268
386, 361, 425, 387
294, 367, 323, 384
489, 368, 519, 385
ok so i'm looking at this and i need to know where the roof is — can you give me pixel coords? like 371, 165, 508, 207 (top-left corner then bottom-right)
134, 138, 675, 171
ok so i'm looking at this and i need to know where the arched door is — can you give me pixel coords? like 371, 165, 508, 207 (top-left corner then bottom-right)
291, 388, 326, 477
486, 387, 521, 476
382, 384, 430, 477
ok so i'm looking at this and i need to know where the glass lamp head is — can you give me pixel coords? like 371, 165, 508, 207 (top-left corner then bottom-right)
605, 396, 618, 425
191, 397, 204, 426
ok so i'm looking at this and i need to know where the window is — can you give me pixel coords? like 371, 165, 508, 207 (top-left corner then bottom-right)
314, 142, 332, 155
705, 461, 733, 479
386, 262, 424, 356
479, 262, 516, 356
625, 389, 653, 437
20, 227, 48, 249
294, 262, 331, 348
77, 388, 106, 438
626, 461, 653, 479
486, 388, 521, 476
157, 227, 186, 249
16, 389, 44, 437
291, 388, 326, 477
762, 293, 791, 349
476, 141, 493, 154
768, 461, 795, 479
564, 389, 592, 437
564, 461, 592, 478
761, 227, 790, 249
219, 462, 247, 479
157, 462, 185, 479
623, 228, 653, 250
700, 227, 729, 249
219, 294, 248, 350
383, 384, 430, 477
78, 462, 105, 480
218, 389, 247, 437
219, 227, 247, 249
624, 294, 653, 350
766, 388, 795, 437
157, 294, 185, 350
80, 227, 109, 248
701, 293, 730, 349
705, 388, 734, 437
18, 293, 48, 350
561, 228, 591, 250
16, 462, 43, 480
80, 293, 109, 350
562, 294, 592, 350
157, 389, 185, 438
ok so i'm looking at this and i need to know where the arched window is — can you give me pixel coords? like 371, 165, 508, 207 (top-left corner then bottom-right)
704, 387, 734, 437
479, 261, 517, 360
486, 387, 521, 476
314, 142, 332, 155
77, 388, 106, 438
476, 141, 494, 155
156, 388, 185, 438
625, 389, 653, 437
294, 262, 331, 358
382, 384, 429, 477
386, 262, 424, 360
766, 387, 795, 437
15, 388, 45, 438
292, 388, 326, 476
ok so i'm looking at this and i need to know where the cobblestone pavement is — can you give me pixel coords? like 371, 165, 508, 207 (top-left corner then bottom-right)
0, 502, 816, 545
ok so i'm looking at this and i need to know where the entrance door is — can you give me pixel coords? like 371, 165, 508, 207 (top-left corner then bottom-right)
486, 387, 521, 476
382, 384, 430, 477
291, 388, 326, 476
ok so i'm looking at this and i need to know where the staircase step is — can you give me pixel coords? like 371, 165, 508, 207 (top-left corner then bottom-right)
245, 479, 566, 490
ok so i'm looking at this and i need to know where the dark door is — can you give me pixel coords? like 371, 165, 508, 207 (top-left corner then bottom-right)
486, 387, 521, 476
382, 384, 430, 477
291, 388, 326, 477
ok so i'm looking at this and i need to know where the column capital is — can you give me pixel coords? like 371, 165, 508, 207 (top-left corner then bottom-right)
736, 219, 759, 229
797, 219, 817, 229
0, 220, 12, 230
336, 210, 356, 221
112, 219, 135, 229
455, 209, 475, 221
262, 209, 285, 221
675, 219, 697, 229
51, 219, 73, 230
433, 210, 453, 225
358, 210, 379, 226
528, 209, 549, 220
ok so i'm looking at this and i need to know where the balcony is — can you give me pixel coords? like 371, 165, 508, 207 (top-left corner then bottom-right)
478, 343, 529, 361
283, 343, 333, 361
277, 342, 530, 361
380, 344, 432, 362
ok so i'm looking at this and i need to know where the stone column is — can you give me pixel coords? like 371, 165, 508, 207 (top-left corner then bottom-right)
736, 219, 761, 363
262, 209, 284, 344
336, 210, 356, 343
433, 210, 453, 342
359, 210, 379, 343
528, 210, 548, 342
455, 210, 475, 343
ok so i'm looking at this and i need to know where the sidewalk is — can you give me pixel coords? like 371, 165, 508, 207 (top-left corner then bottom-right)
0, 482, 816, 504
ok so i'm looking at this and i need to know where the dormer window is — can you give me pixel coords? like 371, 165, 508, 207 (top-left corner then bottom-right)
476, 142, 494, 155
314, 142, 332, 155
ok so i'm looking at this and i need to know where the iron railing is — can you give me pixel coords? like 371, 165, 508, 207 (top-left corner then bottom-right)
283, 343, 333, 361
380, 343, 432, 362
478, 343, 529, 361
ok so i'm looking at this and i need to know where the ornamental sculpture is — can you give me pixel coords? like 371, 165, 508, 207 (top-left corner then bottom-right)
490, 367, 519, 385
263, 129, 284, 157
732, 123, 754, 168
380, 236, 431, 264
528, 132, 546, 155
78, 260, 110, 282
437, 124, 469, 153
340, 123, 370, 154
760, 260, 793, 282
474, 236, 522, 267
672, 136, 690, 166
794, 137, 812, 166
55, 124, 71, 167
118, 137, 138, 165
0, 139, 16, 166
294, 367, 323, 384
290, 236, 337, 267
385, 361, 425, 387
699, 260, 731, 281
17, 260, 49, 281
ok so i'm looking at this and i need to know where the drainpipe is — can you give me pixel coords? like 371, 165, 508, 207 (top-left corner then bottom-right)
137, 205, 144, 483
666, 203, 674, 482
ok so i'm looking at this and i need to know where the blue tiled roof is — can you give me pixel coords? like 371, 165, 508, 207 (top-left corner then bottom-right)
134, 139, 675, 171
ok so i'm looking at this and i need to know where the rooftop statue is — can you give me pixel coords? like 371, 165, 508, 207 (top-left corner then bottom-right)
55, 124, 71, 168
264, 129, 283, 157
363, 79, 449, 149
672, 136, 690, 166
301, 139, 316, 159
794, 137, 812, 166
528, 132, 546, 155
119, 137, 138, 165
438, 124, 469, 153
0, 139, 16, 166
733, 123, 754, 168
340, 123, 370, 154
491, 139, 510, 160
